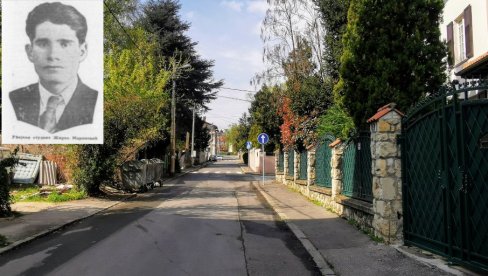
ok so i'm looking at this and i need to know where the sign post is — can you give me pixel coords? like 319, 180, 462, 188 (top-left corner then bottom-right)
257, 133, 269, 186
245, 141, 252, 166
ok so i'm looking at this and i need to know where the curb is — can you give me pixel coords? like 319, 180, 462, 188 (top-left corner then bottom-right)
250, 181, 335, 276
0, 193, 136, 255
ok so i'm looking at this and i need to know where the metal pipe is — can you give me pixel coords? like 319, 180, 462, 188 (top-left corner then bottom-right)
170, 78, 176, 175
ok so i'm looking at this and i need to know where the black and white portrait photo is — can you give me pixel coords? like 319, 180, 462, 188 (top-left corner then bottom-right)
2, 0, 103, 144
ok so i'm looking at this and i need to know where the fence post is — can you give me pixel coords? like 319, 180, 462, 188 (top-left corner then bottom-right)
294, 150, 299, 183
329, 139, 343, 200
368, 103, 404, 244
307, 148, 316, 187
283, 151, 289, 185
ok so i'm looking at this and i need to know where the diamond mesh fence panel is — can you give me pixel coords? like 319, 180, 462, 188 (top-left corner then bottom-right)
299, 150, 307, 180
315, 137, 333, 188
342, 141, 355, 197
287, 150, 294, 177
403, 82, 488, 272
277, 151, 284, 172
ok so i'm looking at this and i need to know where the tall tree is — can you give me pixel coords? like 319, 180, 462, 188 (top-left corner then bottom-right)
139, 0, 222, 110
314, 0, 350, 83
73, 26, 171, 195
248, 85, 283, 150
226, 113, 252, 152
139, 0, 223, 153
279, 41, 332, 149
256, 0, 324, 85
339, 0, 446, 129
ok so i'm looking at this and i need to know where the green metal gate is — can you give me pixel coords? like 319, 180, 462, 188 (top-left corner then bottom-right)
315, 135, 334, 188
299, 150, 308, 180
277, 150, 284, 172
341, 132, 373, 202
402, 80, 488, 272
287, 150, 294, 177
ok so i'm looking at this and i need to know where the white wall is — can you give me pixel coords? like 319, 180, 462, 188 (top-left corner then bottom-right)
248, 148, 275, 174
440, 0, 488, 80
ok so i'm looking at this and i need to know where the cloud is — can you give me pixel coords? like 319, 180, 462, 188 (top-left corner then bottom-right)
246, 0, 268, 14
221, 1, 243, 12
185, 11, 195, 19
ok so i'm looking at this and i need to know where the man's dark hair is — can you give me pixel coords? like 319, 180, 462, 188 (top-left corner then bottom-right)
26, 2, 87, 44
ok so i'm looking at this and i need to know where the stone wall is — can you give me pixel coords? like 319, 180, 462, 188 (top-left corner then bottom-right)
274, 103, 404, 244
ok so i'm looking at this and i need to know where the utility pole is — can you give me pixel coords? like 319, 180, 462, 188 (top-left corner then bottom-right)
170, 78, 176, 175
190, 103, 196, 165
169, 63, 191, 176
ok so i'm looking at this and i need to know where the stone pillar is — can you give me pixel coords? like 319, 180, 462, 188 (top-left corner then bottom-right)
274, 149, 279, 173
368, 103, 403, 244
330, 140, 343, 199
274, 149, 281, 181
307, 149, 316, 187
293, 150, 299, 182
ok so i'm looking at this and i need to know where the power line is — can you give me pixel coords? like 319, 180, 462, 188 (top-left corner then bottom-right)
220, 87, 257, 93
217, 95, 252, 102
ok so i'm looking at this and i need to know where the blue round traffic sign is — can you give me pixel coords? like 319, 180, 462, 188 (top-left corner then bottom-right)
257, 133, 269, 145
246, 141, 252, 149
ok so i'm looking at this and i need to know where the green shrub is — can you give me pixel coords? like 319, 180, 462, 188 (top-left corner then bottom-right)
0, 153, 18, 217
317, 104, 355, 140
242, 152, 249, 164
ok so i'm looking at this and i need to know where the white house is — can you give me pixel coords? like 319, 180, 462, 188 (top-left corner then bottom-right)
441, 0, 488, 95
204, 122, 218, 157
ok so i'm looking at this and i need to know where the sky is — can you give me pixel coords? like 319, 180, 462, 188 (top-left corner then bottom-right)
177, 0, 269, 130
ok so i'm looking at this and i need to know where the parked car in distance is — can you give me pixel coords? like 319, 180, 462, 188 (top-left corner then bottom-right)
209, 155, 217, 161
216, 156, 223, 160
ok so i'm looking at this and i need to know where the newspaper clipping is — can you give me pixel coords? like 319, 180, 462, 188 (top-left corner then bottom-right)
2, 0, 103, 144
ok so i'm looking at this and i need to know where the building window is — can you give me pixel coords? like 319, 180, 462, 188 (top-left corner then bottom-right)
457, 19, 466, 63
446, 5, 473, 66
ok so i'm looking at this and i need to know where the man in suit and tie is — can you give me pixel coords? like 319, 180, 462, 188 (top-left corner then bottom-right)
9, 2, 98, 134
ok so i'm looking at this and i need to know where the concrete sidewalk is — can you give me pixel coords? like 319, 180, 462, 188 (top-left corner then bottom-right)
0, 195, 134, 255
251, 180, 468, 276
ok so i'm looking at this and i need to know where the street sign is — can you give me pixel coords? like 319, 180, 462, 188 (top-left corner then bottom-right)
246, 141, 252, 150
257, 133, 269, 145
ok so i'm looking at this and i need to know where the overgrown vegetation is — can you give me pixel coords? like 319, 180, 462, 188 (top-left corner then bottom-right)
317, 104, 354, 140
347, 218, 384, 243
0, 152, 17, 217
10, 186, 86, 203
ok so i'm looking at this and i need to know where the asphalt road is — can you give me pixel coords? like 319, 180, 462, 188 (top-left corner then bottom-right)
0, 159, 320, 276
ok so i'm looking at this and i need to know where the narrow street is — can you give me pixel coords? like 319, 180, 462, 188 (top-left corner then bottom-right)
0, 159, 320, 275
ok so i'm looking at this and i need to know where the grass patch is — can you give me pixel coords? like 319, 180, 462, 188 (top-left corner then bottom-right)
347, 218, 384, 243
10, 185, 87, 203
0, 235, 9, 247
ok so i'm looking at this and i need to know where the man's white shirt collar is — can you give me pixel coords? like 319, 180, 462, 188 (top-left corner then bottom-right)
39, 78, 78, 123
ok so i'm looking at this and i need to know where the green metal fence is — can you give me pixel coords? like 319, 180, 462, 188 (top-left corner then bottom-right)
277, 151, 284, 172
342, 141, 355, 197
402, 80, 488, 272
341, 132, 373, 202
287, 150, 294, 177
315, 135, 334, 188
298, 150, 307, 180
